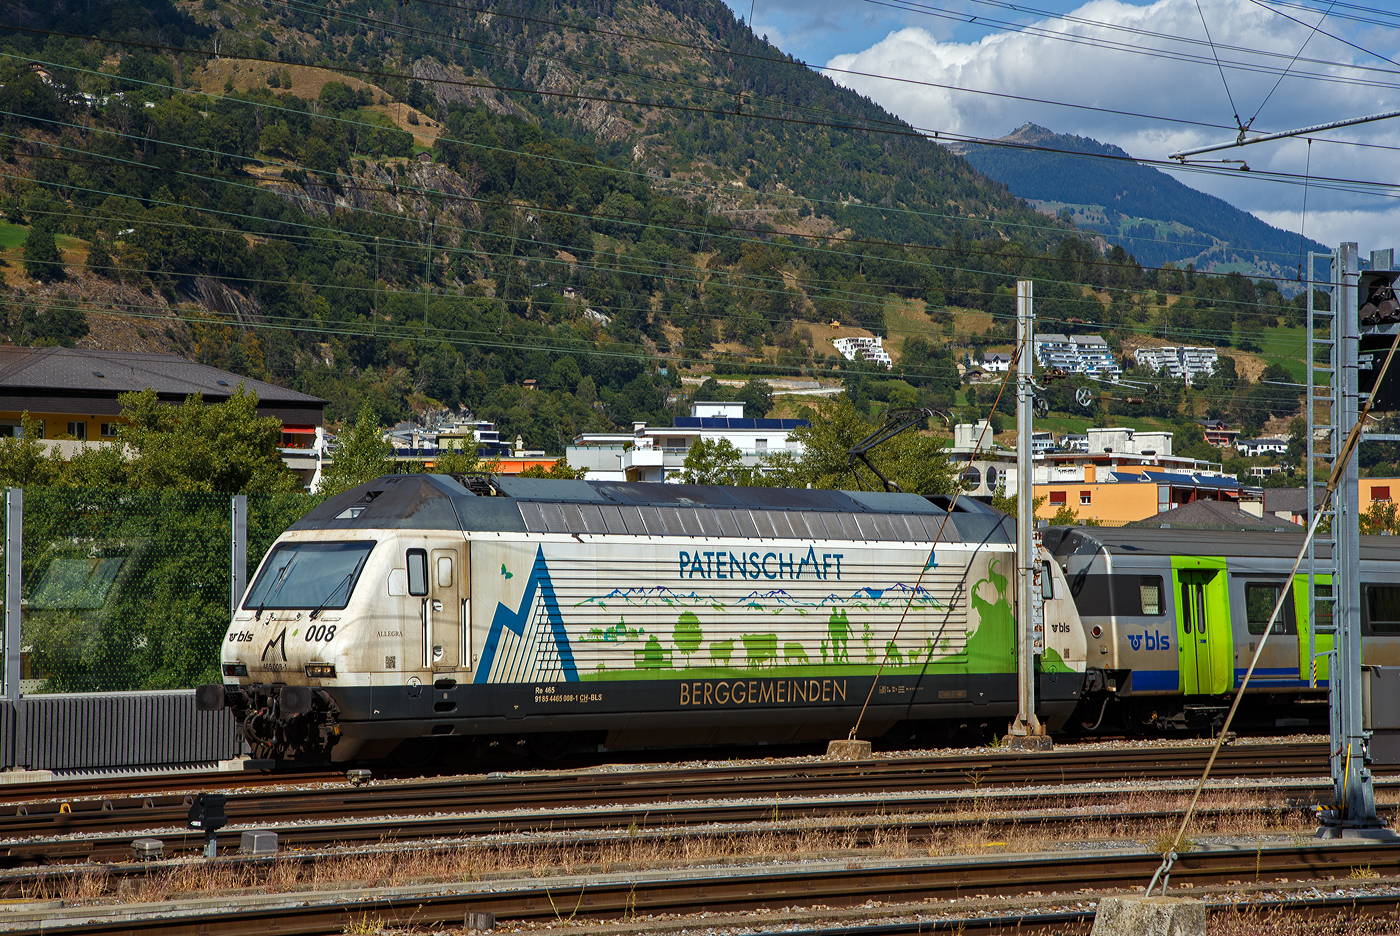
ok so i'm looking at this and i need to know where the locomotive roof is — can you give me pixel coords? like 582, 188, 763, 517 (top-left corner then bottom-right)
290, 474, 1013, 545
1046, 525, 1398, 562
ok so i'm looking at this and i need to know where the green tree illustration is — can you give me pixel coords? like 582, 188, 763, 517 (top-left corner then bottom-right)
673, 612, 703, 667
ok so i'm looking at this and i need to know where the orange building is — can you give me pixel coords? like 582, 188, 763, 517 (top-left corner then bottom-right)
1035, 464, 1250, 525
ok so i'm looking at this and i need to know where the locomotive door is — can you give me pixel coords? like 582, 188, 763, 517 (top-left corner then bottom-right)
1177, 569, 1227, 695
429, 548, 461, 672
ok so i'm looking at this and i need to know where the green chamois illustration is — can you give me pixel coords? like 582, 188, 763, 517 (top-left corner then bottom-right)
827, 609, 850, 662
884, 640, 903, 665
710, 639, 735, 667
784, 642, 809, 664
673, 612, 703, 667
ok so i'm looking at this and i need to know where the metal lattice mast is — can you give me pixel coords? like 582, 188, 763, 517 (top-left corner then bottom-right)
1331, 244, 1381, 829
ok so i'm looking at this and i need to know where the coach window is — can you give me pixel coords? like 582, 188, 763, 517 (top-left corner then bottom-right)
1139, 576, 1163, 615
406, 549, 429, 596
1245, 582, 1293, 635
1366, 584, 1400, 634
1040, 560, 1055, 600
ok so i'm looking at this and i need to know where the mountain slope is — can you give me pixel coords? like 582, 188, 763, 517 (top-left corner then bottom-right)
954, 124, 1326, 276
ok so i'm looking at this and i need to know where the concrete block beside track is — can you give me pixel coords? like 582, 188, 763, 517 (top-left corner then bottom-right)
1090, 896, 1206, 936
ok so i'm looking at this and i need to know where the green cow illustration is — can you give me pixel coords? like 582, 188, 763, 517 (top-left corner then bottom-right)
742, 632, 779, 668
827, 609, 851, 663
784, 642, 809, 665
710, 639, 735, 667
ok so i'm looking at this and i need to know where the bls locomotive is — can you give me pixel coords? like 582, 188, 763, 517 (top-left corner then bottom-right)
198, 474, 1087, 763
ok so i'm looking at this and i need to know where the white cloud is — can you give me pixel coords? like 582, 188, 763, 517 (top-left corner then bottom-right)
820, 0, 1400, 248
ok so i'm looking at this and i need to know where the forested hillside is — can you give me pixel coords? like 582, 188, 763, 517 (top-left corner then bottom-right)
0, 0, 1316, 461
956, 124, 1328, 276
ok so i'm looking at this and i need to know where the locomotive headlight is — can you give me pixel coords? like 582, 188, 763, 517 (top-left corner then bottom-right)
1090, 626, 1103, 638
222, 663, 248, 677
305, 662, 337, 679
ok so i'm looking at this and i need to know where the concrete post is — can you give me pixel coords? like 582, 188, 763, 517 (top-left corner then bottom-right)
1009, 280, 1048, 747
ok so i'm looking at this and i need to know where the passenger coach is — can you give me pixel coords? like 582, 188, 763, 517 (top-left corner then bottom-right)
200, 475, 1087, 764
1048, 525, 1400, 735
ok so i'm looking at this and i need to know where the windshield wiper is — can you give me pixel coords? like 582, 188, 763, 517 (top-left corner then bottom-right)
253, 553, 300, 621
309, 552, 369, 620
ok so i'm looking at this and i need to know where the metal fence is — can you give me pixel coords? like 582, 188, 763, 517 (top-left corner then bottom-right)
0, 489, 319, 771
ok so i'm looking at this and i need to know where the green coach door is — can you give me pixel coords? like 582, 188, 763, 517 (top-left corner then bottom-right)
1175, 567, 1231, 695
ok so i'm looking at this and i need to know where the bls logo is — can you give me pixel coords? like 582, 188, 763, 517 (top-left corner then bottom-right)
1126, 631, 1172, 651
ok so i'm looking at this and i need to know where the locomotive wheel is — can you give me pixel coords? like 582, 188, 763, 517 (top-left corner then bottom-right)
527, 732, 572, 761
389, 738, 441, 769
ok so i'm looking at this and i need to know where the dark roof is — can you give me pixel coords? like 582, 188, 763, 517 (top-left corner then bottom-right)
671, 417, 809, 430
1123, 499, 1295, 531
291, 475, 1013, 544
1047, 524, 1396, 561
0, 346, 324, 406
1264, 486, 1327, 513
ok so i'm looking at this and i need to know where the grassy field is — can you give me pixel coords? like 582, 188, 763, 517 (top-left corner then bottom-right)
0, 223, 27, 250
1245, 325, 1309, 383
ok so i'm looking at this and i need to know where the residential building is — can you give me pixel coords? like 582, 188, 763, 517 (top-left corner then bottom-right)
568, 402, 809, 483
982, 352, 1011, 373
1263, 486, 1327, 525
1196, 418, 1240, 447
1134, 345, 1219, 382
1030, 430, 1055, 454
1237, 437, 1289, 458
1031, 426, 1253, 523
1034, 334, 1121, 380
832, 335, 893, 369
1036, 469, 1257, 524
0, 345, 327, 485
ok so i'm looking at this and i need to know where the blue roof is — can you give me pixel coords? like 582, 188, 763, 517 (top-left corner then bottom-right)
671, 417, 810, 430
1139, 471, 1241, 490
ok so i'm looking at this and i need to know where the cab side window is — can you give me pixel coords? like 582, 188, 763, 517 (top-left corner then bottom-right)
406, 549, 428, 597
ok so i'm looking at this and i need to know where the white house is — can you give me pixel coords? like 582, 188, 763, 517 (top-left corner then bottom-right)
982, 352, 1011, 373
1034, 334, 1121, 380
567, 402, 810, 483
832, 335, 894, 369
1237, 437, 1289, 457
1134, 345, 1218, 382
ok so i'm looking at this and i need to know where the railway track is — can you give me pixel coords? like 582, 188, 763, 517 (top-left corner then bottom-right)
6, 840, 1398, 935
0, 795, 1321, 867
0, 742, 1346, 843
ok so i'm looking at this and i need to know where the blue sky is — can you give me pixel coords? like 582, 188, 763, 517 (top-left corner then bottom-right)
721, 0, 1400, 252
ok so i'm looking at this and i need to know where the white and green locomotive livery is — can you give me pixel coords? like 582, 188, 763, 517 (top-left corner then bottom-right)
199, 475, 1087, 764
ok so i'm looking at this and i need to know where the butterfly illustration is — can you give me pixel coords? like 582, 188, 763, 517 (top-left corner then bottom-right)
501, 564, 513, 579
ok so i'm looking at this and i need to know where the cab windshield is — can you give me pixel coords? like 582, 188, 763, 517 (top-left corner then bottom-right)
243, 541, 375, 611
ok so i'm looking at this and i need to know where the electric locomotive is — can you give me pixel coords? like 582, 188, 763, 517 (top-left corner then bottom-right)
198, 474, 1087, 764
1048, 525, 1400, 735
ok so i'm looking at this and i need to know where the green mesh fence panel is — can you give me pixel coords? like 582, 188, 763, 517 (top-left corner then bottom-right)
20, 490, 322, 693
